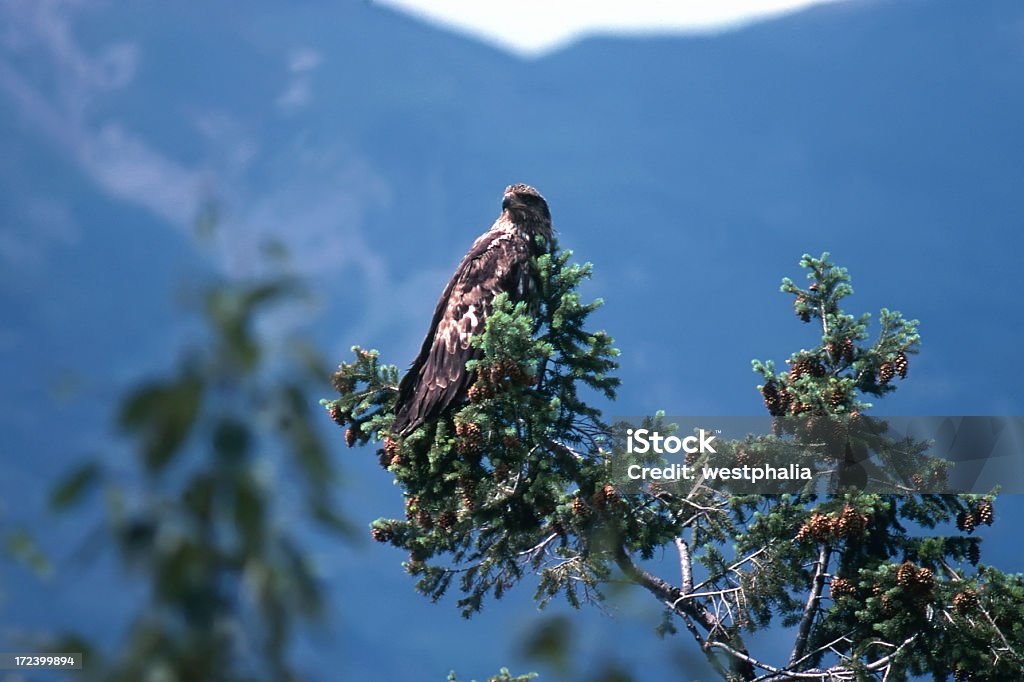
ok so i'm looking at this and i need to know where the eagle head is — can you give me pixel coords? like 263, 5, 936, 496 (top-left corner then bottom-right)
502, 184, 552, 229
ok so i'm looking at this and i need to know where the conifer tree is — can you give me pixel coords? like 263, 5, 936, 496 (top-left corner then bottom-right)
326, 247, 1024, 680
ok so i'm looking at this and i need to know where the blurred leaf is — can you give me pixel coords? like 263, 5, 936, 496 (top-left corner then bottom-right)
280, 384, 332, 487
50, 460, 102, 511
118, 375, 204, 473
278, 536, 321, 617
213, 418, 251, 464
183, 474, 216, 522
234, 472, 266, 553
519, 615, 573, 675
5, 530, 52, 577
117, 516, 157, 555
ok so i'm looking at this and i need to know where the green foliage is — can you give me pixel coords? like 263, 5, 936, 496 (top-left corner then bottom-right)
329, 248, 1024, 680
51, 263, 348, 681
326, 242, 627, 617
447, 668, 538, 682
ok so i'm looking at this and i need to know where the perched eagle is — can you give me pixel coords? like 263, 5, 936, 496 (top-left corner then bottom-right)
392, 184, 553, 436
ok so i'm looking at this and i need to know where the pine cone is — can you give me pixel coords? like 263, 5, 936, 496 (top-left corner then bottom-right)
957, 509, 977, 534
894, 351, 909, 379
371, 526, 393, 543
593, 484, 619, 510
734, 448, 753, 467
976, 499, 994, 525
953, 589, 979, 615
835, 505, 869, 539
455, 421, 483, 456
415, 508, 433, 530
761, 380, 790, 417
830, 577, 855, 598
467, 381, 491, 402
967, 541, 981, 566
896, 561, 916, 588
878, 362, 895, 385
798, 513, 834, 542
437, 510, 458, 530
789, 358, 824, 382
328, 404, 347, 427
789, 400, 812, 416
827, 387, 845, 411
345, 427, 358, 448
458, 477, 477, 511
914, 566, 934, 595
571, 496, 590, 518
383, 437, 402, 468
841, 338, 855, 363
404, 496, 420, 519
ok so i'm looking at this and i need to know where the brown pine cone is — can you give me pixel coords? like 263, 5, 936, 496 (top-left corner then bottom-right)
835, 506, 869, 539
878, 362, 895, 385
458, 477, 477, 511
415, 509, 433, 530
437, 510, 458, 530
789, 358, 824, 382
893, 351, 909, 379
467, 381, 491, 402
592, 484, 619, 509
798, 513, 835, 542
328, 404, 347, 427
953, 589, 979, 615
761, 380, 791, 417
957, 509, 977, 534
345, 427, 358, 448
371, 526, 393, 543
896, 561, 916, 588
830, 577, 855, 597
841, 338, 855, 363
571, 496, 590, 518
967, 541, 981, 566
827, 387, 845, 411
976, 499, 994, 526
455, 421, 483, 456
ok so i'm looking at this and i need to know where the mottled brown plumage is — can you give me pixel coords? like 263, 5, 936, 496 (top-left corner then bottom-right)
392, 184, 553, 436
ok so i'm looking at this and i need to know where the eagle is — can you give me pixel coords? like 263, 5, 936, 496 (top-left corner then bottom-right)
392, 184, 553, 437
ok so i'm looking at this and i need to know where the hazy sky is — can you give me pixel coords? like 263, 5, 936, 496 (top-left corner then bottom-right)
376, 0, 848, 55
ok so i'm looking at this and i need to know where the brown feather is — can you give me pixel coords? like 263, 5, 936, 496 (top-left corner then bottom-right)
392, 185, 552, 436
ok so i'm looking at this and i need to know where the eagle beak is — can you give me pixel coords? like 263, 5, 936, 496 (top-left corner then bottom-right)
502, 194, 521, 211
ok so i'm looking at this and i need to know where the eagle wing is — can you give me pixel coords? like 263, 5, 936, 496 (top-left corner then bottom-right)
393, 228, 533, 436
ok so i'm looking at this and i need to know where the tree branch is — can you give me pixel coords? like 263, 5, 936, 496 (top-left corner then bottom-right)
789, 543, 830, 667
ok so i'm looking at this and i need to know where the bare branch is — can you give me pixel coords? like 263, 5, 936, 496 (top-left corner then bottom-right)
789, 543, 830, 666
674, 537, 693, 594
